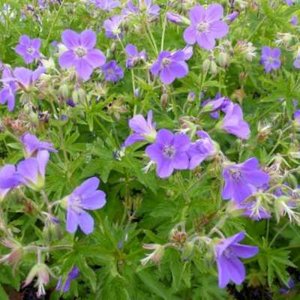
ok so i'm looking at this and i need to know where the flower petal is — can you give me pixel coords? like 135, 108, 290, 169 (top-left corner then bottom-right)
62, 29, 80, 49
81, 190, 106, 210
59, 50, 76, 68
75, 59, 93, 81
78, 211, 94, 234
231, 244, 259, 259
80, 29, 97, 49
73, 177, 100, 197
85, 49, 106, 68
66, 208, 79, 233
206, 4, 224, 22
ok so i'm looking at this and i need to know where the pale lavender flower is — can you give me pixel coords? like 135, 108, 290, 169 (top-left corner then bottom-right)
15, 35, 41, 64
125, 44, 147, 68
103, 15, 124, 39
123, 0, 160, 18
21, 133, 56, 157
188, 131, 217, 169
222, 157, 270, 203
215, 232, 258, 288
66, 177, 106, 235
145, 129, 190, 178
59, 29, 106, 81
294, 110, 300, 124
166, 12, 186, 24
260, 47, 281, 73
0, 67, 17, 111
13, 66, 45, 90
184, 4, 229, 50
293, 56, 300, 69
101, 60, 124, 82
225, 11, 239, 23
0, 165, 20, 190
291, 15, 298, 26
150, 50, 189, 85
285, 0, 294, 5
124, 110, 156, 147
90, 0, 120, 11
220, 102, 250, 140
16, 150, 49, 191
182, 45, 193, 60
202, 94, 231, 119
56, 266, 79, 293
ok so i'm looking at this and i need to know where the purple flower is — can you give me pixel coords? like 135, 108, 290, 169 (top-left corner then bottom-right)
184, 4, 229, 50
0, 67, 17, 111
125, 44, 147, 68
222, 157, 270, 203
225, 11, 239, 23
56, 266, 79, 293
59, 29, 106, 81
103, 15, 124, 39
202, 95, 231, 119
145, 129, 190, 178
15, 35, 41, 64
285, 0, 294, 5
123, 0, 160, 18
90, 0, 120, 11
21, 133, 56, 157
294, 110, 300, 124
124, 110, 156, 147
166, 12, 186, 25
293, 56, 300, 69
220, 102, 250, 140
290, 15, 298, 26
188, 131, 217, 169
16, 150, 49, 191
0, 164, 20, 190
13, 66, 45, 90
215, 232, 258, 288
150, 50, 189, 85
101, 60, 124, 82
260, 47, 281, 73
66, 177, 106, 235
182, 46, 193, 60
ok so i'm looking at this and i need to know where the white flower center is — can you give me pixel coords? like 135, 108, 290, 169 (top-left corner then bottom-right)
27, 47, 34, 55
229, 168, 242, 181
163, 145, 176, 158
162, 57, 171, 67
197, 22, 209, 33
75, 46, 87, 58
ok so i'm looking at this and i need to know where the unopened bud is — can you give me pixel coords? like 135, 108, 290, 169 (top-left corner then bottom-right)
217, 51, 230, 68
72, 88, 86, 104
59, 84, 70, 99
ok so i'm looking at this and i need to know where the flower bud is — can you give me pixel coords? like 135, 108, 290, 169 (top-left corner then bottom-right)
24, 263, 50, 298
160, 93, 168, 109
166, 12, 190, 25
72, 88, 86, 104
210, 60, 218, 76
41, 57, 55, 70
217, 51, 230, 68
58, 84, 70, 99
181, 242, 194, 260
0, 238, 23, 269
225, 11, 239, 23
202, 59, 211, 73
141, 244, 165, 265
187, 91, 196, 102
